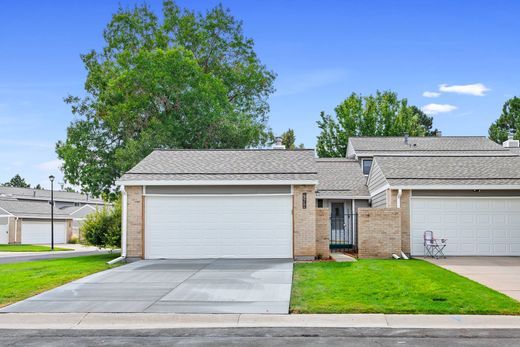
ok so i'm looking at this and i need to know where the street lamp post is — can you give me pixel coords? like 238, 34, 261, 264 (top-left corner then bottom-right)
49, 175, 55, 250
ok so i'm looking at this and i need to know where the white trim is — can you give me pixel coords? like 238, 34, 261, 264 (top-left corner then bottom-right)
369, 184, 390, 197
0, 214, 12, 218
121, 185, 127, 258
396, 189, 402, 208
393, 184, 520, 190
317, 195, 371, 200
411, 195, 520, 200
115, 180, 318, 186
8, 216, 72, 220
143, 193, 294, 197
68, 204, 97, 216
0, 206, 13, 216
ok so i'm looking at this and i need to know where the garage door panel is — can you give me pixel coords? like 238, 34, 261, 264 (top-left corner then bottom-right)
21, 222, 67, 244
412, 197, 520, 256
145, 195, 292, 259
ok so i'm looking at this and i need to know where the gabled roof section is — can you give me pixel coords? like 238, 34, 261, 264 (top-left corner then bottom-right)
0, 198, 73, 219
349, 136, 511, 157
315, 158, 370, 198
373, 155, 520, 188
118, 149, 318, 184
0, 186, 104, 204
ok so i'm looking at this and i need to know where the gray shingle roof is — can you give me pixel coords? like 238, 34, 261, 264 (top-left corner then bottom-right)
373, 155, 520, 187
316, 159, 370, 198
350, 136, 510, 157
0, 198, 78, 219
118, 149, 318, 182
0, 186, 103, 204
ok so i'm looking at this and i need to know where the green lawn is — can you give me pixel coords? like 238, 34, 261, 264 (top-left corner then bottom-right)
0, 244, 73, 252
291, 259, 520, 315
0, 253, 120, 307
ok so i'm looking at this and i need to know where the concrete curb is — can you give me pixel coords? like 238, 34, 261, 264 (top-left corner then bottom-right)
0, 313, 519, 330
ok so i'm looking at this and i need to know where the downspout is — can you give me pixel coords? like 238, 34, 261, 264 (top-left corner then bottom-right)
396, 189, 402, 209
121, 185, 127, 258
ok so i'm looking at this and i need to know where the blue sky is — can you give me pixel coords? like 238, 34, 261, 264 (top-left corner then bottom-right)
1, 0, 519, 188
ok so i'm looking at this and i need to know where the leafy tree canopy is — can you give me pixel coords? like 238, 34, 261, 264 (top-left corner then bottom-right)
56, 0, 276, 198
316, 91, 439, 157
3, 174, 31, 188
489, 97, 520, 143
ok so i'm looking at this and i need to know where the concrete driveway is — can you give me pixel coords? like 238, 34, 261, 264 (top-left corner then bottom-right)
425, 257, 520, 301
0, 258, 293, 314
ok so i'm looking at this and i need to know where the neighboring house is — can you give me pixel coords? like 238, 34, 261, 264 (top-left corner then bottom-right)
354, 136, 520, 257
0, 187, 103, 245
117, 135, 520, 260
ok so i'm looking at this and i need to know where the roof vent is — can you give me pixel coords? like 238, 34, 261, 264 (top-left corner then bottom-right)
404, 134, 409, 145
503, 133, 519, 148
272, 136, 286, 150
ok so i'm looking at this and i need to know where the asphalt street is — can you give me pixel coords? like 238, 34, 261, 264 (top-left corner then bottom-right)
1, 327, 520, 346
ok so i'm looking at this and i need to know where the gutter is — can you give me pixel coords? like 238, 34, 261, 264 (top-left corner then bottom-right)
397, 189, 402, 208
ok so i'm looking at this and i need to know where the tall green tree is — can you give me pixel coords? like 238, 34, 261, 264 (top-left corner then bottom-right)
489, 97, 520, 143
316, 91, 438, 157
281, 129, 296, 149
3, 174, 31, 188
56, 1, 276, 198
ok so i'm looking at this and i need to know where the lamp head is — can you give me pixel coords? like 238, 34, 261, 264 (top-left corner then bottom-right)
49, 175, 55, 182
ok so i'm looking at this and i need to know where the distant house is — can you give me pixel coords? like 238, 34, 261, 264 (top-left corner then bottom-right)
0, 187, 104, 245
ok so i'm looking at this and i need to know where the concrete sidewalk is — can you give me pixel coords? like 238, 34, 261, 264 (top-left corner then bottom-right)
0, 244, 116, 264
0, 313, 519, 330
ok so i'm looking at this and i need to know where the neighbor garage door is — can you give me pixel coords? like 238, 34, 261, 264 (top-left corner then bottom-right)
21, 221, 67, 244
411, 197, 520, 256
144, 195, 293, 259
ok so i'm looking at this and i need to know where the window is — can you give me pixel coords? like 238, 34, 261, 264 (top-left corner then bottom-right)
317, 199, 323, 208
362, 159, 373, 175
302, 192, 307, 209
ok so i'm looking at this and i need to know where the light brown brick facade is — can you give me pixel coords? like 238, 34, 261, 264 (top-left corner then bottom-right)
388, 189, 411, 254
357, 208, 401, 258
126, 186, 144, 258
315, 207, 330, 259
292, 185, 317, 259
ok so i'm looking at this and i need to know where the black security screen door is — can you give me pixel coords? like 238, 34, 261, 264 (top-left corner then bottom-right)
330, 203, 356, 251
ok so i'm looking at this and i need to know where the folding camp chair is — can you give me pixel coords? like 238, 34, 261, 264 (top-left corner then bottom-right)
423, 230, 447, 259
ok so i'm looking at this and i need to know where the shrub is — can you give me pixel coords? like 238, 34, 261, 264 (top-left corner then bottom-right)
68, 235, 79, 244
80, 197, 121, 249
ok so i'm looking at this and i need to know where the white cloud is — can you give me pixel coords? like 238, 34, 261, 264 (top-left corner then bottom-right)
36, 159, 63, 172
421, 103, 458, 115
439, 83, 490, 96
422, 91, 441, 98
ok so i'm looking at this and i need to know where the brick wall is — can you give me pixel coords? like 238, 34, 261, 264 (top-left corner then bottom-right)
315, 207, 330, 259
357, 208, 401, 258
126, 186, 144, 258
388, 189, 411, 254
293, 185, 317, 259
7, 217, 18, 244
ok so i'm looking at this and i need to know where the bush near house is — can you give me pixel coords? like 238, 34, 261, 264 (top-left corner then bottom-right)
80, 198, 121, 249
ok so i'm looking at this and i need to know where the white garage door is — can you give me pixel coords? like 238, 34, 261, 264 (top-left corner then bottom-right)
411, 197, 520, 256
21, 221, 67, 244
145, 195, 293, 259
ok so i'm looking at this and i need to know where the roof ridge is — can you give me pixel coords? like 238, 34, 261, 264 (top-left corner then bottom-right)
153, 148, 316, 152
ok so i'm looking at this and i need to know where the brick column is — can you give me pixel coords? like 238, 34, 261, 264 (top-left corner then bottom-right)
293, 185, 316, 259
388, 189, 412, 254
315, 207, 330, 259
126, 186, 144, 258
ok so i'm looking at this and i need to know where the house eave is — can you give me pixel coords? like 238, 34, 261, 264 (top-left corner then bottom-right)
115, 179, 319, 186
